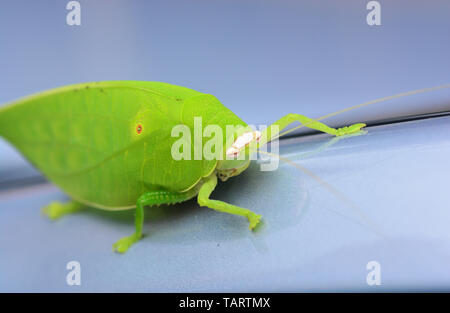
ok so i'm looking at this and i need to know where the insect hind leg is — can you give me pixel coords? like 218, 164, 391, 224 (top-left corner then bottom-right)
42, 200, 84, 220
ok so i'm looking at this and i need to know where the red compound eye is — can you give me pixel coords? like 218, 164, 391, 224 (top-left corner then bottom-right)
136, 124, 143, 134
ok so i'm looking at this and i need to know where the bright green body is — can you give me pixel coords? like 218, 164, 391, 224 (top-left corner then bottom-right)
0, 80, 366, 253
0, 81, 246, 210
2, 82, 447, 253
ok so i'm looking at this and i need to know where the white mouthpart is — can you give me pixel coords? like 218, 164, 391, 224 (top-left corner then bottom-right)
226, 131, 261, 156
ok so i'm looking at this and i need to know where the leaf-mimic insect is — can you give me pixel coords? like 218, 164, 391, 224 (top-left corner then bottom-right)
0, 81, 447, 253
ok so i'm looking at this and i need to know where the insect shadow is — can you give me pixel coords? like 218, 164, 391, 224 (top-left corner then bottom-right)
81, 132, 365, 247
79, 161, 308, 247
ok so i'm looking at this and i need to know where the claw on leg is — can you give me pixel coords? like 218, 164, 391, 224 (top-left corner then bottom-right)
336, 123, 366, 136
248, 212, 262, 230
113, 233, 141, 254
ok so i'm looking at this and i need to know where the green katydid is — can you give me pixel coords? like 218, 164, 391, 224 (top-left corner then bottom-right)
0, 81, 448, 253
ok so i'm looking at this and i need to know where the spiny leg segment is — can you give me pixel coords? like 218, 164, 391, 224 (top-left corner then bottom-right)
112, 189, 198, 253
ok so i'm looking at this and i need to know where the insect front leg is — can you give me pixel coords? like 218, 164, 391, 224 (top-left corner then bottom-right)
258, 113, 366, 147
198, 174, 262, 230
42, 200, 84, 220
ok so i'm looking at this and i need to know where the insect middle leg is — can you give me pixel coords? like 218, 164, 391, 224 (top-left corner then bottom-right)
113, 189, 198, 253
197, 174, 262, 230
258, 113, 366, 147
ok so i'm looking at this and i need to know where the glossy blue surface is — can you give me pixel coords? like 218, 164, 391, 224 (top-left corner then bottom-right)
1, 0, 450, 293
1, 116, 450, 292
1, 0, 450, 131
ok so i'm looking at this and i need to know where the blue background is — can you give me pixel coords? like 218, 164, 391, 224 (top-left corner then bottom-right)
1, 0, 450, 125
1, 0, 450, 292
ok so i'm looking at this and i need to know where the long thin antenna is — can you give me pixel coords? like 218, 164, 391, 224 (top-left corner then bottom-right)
253, 148, 385, 237
272, 83, 450, 141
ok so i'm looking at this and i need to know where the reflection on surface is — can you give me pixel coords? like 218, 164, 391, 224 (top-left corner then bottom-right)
1, 116, 450, 291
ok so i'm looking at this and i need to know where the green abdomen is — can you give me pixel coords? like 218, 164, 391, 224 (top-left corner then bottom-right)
0, 81, 203, 209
